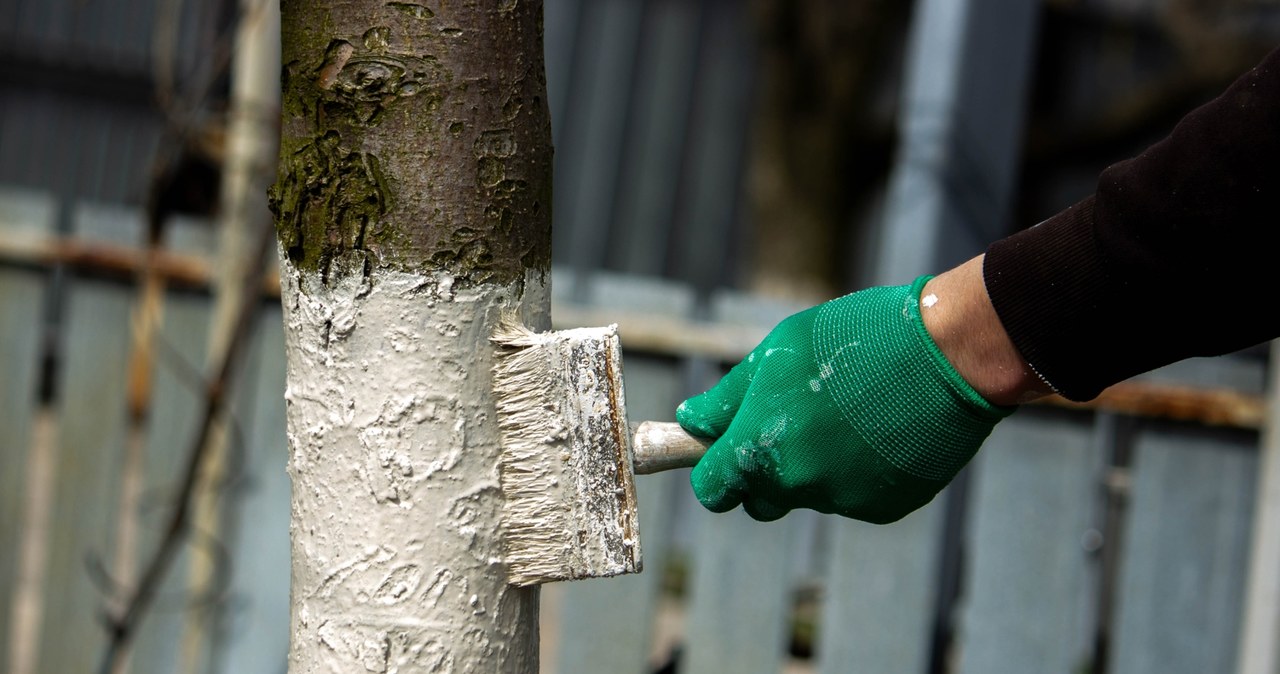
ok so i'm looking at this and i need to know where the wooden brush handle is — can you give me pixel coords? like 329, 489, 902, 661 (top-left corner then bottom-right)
631, 421, 712, 475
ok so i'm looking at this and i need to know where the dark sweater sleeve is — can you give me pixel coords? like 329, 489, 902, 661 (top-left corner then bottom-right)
983, 46, 1280, 402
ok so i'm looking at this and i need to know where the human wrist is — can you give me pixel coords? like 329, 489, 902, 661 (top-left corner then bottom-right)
918, 255, 1051, 406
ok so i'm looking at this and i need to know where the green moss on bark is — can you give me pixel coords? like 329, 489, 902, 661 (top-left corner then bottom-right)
270, 1, 553, 286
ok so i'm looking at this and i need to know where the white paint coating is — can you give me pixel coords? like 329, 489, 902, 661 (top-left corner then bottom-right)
281, 250, 545, 673
921, 293, 938, 308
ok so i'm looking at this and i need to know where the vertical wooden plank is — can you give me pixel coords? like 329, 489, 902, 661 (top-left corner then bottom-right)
678, 292, 804, 674
548, 0, 600, 265
558, 0, 644, 293
545, 272, 691, 674
1109, 425, 1258, 674
681, 508, 799, 674
818, 1, 1040, 671
36, 271, 132, 673
212, 304, 292, 674
1238, 343, 1280, 674
956, 410, 1098, 674
127, 283, 212, 674
666, 0, 752, 295
33, 201, 142, 673
543, 0, 577, 121
0, 189, 52, 672
548, 356, 684, 674
607, 0, 703, 278
818, 509, 940, 674
872, 0, 1039, 283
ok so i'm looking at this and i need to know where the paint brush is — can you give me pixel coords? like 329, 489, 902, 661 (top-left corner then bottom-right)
490, 320, 711, 587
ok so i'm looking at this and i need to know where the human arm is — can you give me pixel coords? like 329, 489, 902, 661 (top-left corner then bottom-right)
984, 45, 1280, 400
919, 254, 1051, 406
929, 45, 1280, 405
678, 45, 1280, 523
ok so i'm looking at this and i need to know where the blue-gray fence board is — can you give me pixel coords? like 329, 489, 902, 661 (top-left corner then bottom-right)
37, 274, 133, 672
607, 0, 705, 278
129, 286, 213, 674
679, 291, 807, 674
0, 273, 42, 670
544, 0, 582, 156
873, 0, 1039, 284
818, 507, 941, 674
665, 0, 752, 295
0, 193, 50, 671
556, 0, 645, 287
546, 271, 692, 674
548, 355, 685, 674
682, 508, 800, 674
214, 303, 291, 674
956, 410, 1098, 674
33, 202, 148, 672
1109, 425, 1258, 674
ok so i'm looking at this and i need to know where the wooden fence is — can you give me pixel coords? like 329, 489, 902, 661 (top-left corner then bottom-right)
1, 186, 1275, 673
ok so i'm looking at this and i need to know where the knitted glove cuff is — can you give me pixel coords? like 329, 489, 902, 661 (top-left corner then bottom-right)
813, 276, 1015, 482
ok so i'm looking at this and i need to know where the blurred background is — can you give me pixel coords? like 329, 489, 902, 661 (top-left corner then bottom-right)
3, 0, 1280, 672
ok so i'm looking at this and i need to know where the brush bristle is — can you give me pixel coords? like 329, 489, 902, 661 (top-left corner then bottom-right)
491, 320, 643, 586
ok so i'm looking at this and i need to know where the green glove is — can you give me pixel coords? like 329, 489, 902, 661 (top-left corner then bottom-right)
676, 276, 1014, 523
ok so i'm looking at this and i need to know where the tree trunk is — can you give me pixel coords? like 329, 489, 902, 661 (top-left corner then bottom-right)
270, 2, 552, 672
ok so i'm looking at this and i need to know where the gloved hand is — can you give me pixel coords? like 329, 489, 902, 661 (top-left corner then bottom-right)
676, 276, 1014, 523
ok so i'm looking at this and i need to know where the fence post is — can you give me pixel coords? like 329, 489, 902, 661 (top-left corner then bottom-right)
820, 0, 1039, 671
1238, 341, 1280, 674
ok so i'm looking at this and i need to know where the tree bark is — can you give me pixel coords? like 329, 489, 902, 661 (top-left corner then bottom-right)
271, 2, 551, 672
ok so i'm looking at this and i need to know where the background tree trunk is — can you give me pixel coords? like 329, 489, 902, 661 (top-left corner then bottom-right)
271, 2, 552, 672
745, 0, 908, 301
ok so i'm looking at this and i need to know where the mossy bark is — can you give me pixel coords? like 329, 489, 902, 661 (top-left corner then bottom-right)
271, 0, 552, 287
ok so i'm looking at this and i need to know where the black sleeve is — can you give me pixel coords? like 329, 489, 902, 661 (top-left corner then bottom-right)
982, 45, 1280, 402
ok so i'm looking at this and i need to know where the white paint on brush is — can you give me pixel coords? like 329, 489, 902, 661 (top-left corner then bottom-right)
490, 322, 642, 586
281, 249, 545, 673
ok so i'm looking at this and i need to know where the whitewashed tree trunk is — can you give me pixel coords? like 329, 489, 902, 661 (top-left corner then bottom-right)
271, 2, 552, 671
